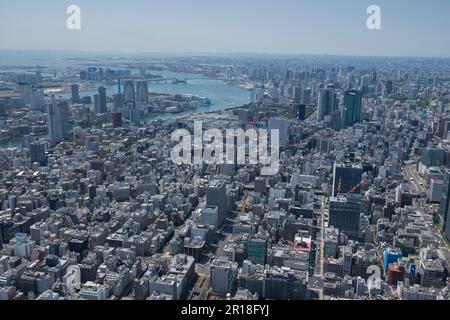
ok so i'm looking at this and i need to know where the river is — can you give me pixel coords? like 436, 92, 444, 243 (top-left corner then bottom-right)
0, 67, 250, 149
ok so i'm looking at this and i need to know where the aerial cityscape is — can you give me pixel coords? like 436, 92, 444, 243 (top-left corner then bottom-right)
0, 0, 450, 305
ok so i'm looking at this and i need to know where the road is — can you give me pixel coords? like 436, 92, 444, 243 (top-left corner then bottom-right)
312, 195, 327, 300
405, 163, 450, 251
404, 163, 428, 196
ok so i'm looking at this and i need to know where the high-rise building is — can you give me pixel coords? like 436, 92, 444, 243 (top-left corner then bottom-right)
71, 84, 80, 104
111, 112, 122, 129
317, 85, 338, 121
30, 141, 47, 166
247, 235, 268, 265
268, 117, 289, 147
343, 89, 363, 128
383, 248, 402, 272
196, 206, 219, 227
329, 194, 362, 240
301, 87, 312, 105
123, 80, 135, 103
19, 82, 32, 106
31, 86, 45, 110
93, 94, 100, 113
330, 109, 343, 131
295, 104, 307, 121
437, 117, 450, 139
136, 81, 149, 103
206, 180, 228, 226
130, 108, 141, 126
385, 80, 393, 95
0, 101, 6, 117
210, 257, 238, 297
421, 147, 445, 168
98, 86, 107, 114
332, 162, 363, 197
47, 98, 71, 144
293, 86, 302, 103
113, 94, 123, 111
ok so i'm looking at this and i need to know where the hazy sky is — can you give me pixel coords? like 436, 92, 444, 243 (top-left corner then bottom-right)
1, 0, 450, 57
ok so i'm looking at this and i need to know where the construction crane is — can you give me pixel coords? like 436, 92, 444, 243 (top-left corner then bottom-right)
349, 180, 364, 193
336, 177, 342, 197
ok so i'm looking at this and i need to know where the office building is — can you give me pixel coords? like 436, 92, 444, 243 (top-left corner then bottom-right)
293, 86, 302, 103
268, 117, 289, 147
247, 235, 268, 265
123, 80, 136, 103
71, 84, 80, 104
93, 94, 100, 113
317, 85, 338, 121
383, 248, 402, 273
111, 112, 122, 129
31, 86, 45, 110
343, 89, 362, 128
263, 266, 309, 300
301, 87, 312, 105
210, 257, 238, 297
206, 180, 228, 226
295, 104, 307, 121
332, 162, 363, 197
47, 98, 71, 144
113, 93, 123, 111
385, 80, 393, 95
329, 194, 361, 240
136, 81, 149, 103
11, 233, 35, 259
98, 86, 107, 114
421, 147, 445, 168
79, 282, 109, 300
196, 206, 219, 228
418, 260, 445, 288
19, 82, 33, 106
30, 141, 46, 166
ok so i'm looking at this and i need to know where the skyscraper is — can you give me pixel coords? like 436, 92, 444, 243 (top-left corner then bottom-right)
113, 94, 123, 112
332, 162, 363, 197
47, 98, 71, 144
111, 112, 122, 129
98, 86, 107, 114
302, 87, 312, 105
0, 101, 6, 117
123, 80, 136, 103
317, 85, 338, 121
295, 104, 307, 121
206, 180, 228, 226
210, 257, 238, 297
421, 147, 445, 168
293, 86, 302, 103
343, 89, 362, 128
269, 117, 289, 147
30, 141, 47, 166
247, 235, 268, 265
19, 82, 32, 106
71, 84, 80, 104
136, 81, 149, 104
385, 80, 393, 95
329, 193, 362, 240
129, 104, 141, 126
31, 86, 45, 110
93, 94, 100, 113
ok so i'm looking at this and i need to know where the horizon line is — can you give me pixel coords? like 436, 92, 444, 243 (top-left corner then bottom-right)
1, 48, 450, 60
